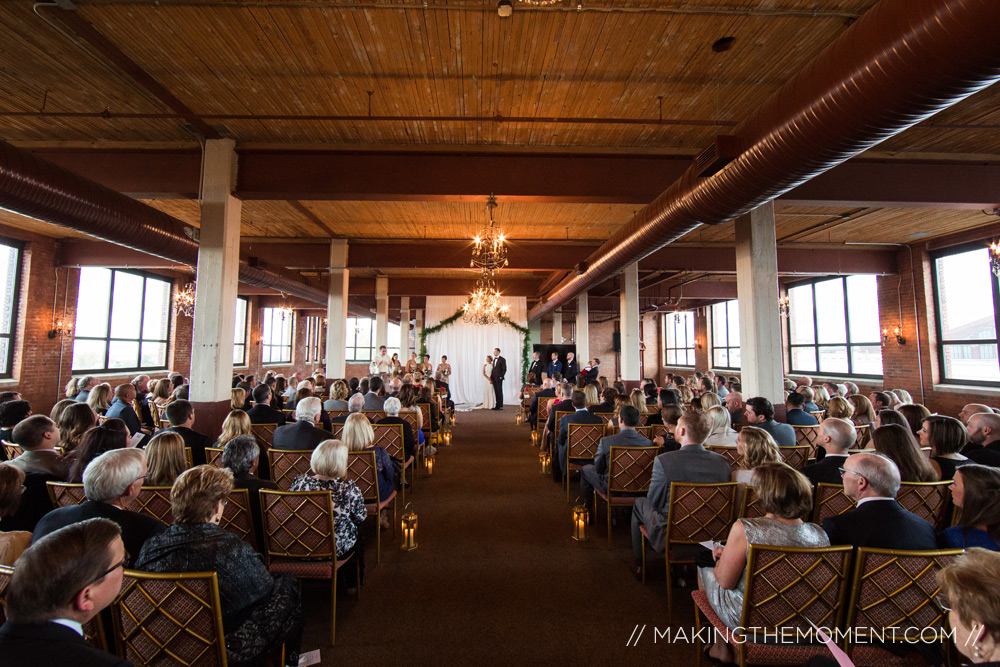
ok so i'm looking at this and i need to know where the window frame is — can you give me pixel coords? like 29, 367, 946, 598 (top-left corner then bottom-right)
0, 238, 23, 379
662, 311, 696, 368
233, 296, 249, 368
260, 307, 293, 366
71, 268, 172, 374
785, 275, 883, 379
346, 316, 373, 363
930, 242, 1000, 387
711, 300, 741, 370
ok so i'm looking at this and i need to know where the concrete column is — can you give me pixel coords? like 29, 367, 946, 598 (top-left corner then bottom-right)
620, 263, 641, 381
576, 292, 590, 363
325, 240, 349, 379
191, 139, 240, 407
400, 296, 411, 359
735, 200, 784, 403
415, 309, 425, 351
374, 276, 389, 349
552, 309, 563, 344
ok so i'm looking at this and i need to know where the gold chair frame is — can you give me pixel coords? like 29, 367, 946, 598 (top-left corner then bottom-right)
346, 449, 397, 563
205, 446, 224, 468
793, 425, 824, 460
46, 481, 87, 507
812, 483, 856, 523
778, 444, 811, 470
594, 445, 659, 547
219, 487, 256, 550
1, 440, 22, 460
267, 449, 314, 491
896, 481, 953, 531
374, 423, 413, 506
707, 445, 744, 472
564, 423, 604, 500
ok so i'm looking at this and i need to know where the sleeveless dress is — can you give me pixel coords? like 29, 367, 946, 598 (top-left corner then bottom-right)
482, 363, 496, 409
698, 517, 830, 629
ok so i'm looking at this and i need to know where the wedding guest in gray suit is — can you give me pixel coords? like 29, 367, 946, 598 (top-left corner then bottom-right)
580, 405, 654, 507
363, 376, 386, 411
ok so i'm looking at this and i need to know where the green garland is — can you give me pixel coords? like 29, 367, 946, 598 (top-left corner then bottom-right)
419, 306, 532, 383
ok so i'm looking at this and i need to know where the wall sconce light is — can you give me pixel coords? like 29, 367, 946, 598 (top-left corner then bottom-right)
174, 281, 196, 317
882, 326, 906, 346
48, 319, 73, 339
991, 241, 1000, 278
778, 295, 790, 317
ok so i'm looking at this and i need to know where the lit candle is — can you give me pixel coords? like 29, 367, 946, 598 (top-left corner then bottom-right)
426, 458, 434, 474
576, 519, 585, 538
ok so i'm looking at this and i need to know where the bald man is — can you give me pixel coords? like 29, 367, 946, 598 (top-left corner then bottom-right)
959, 403, 993, 426
800, 418, 856, 485
966, 413, 1000, 467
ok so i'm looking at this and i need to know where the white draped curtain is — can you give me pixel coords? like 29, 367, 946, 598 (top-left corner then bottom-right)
424, 296, 526, 406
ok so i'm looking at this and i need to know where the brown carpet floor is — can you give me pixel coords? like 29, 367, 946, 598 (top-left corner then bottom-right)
299, 408, 700, 665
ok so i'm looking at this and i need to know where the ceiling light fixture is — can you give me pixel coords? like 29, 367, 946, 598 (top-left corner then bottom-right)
174, 281, 196, 317
463, 270, 510, 326
497, 0, 512, 17
471, 194, 509, 271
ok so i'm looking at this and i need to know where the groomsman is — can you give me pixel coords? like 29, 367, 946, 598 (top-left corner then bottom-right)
564, 352, 579, 384
547, 352, 563, 378
527, 352, 544, 383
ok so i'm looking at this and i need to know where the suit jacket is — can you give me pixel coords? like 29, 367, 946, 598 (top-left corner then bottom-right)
967, 441, 1000, 467
363, 392, 385, 411
587, 401, 615, 416
492, 356, 507, 382
271, 420, 328, 451
556, 409, 604, 471
33, 500, 166, 565
564, 359, 579, 383
593, 428, 653, 479
547, 360, 562, 376
232, 472, 279, 550
0, 621, 132, 667
105, 398, 142, 435
9, 450, 69, 480
0, 472, 61, 533
160, 426, 214, 465
822, 499, 938, 550
377, 416, 418, 459
645, 444, 732, 516
245, 403, 286, 426
756, 419, 797, 447
545, 399, 575, 434
582, 365, 599, 383
527, 359, 544, 380
803, 401, 821, 413
529, 388, 556, 418
800, 454, 849, 486
786, 408, 819, 426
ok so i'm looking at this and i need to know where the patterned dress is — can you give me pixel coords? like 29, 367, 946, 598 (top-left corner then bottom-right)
288, 475, 366, 558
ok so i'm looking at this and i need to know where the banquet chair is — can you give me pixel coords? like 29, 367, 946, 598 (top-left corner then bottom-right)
594, 445, 659, 547
345, 450, 396, 562
267, 450, 314, 491
218, 488, 256, 550
706, 445, 744, 473
374, 423, 413, 505
896, 481, 953, 530
564, 423, 604, 501
812, 483, 855, 523
793, 425, 824, 460
46, 481, 87, 507
205, 446, 225, 468
132, 486, 174, 525
777, 444, 810, 470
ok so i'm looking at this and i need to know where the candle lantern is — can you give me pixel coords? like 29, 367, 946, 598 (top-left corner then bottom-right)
539, 451, 552, 475
443, 430, 452, 446
531, 430, 539, 446
425, 454, 435, 475
572, 503, 589, 541
516, 412, 523, 425
401, 505, 418, 551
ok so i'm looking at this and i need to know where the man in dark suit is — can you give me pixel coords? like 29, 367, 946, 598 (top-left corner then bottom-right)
271, 397, 329, 451
547, 352, 562, 379
378, 396, 418, 461
528, 376, 559, 428
0, 518, 133, 667
527, 352, 544, 383
333, 393, 365, 427
797, 386, 821, 413
363, 376, 386, 411
580, 405, 653, 506
582, 358, 600, 384
563, 352, 579, 385
491, 347, 506, 410
33, 448, 166, 563
822, 452, 937, 550
588, 387, 617, 416
104, 384, 143, 436
160, 400, 214, 465
246, 384, 286, 426
743, 396, 796, 447
555, 390, 603, 481
631, 409, 732, 572
966, 412, 1000, 465
785, 391, 819, 426
542, 383, 575, 451
801, 418, 855, 485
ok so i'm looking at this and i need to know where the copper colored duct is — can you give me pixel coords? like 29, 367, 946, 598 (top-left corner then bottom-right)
529, 0, 1000, 321
0, 139, 327, 305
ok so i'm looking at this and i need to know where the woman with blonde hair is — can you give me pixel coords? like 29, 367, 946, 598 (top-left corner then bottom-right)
848, 394, 876, 427
87, 382, 112, 415
216, 409, 254, 448
813, 385, 831, 410
826, 396, 854, 420
231, 387, 247, 412
608, 394, 632, 428
144, 431, 188, 486
891, 388, 914, 405
936, 548, 1000, 664
341, 413, 395, 525
678, 385, 694, 404
323, 380, 350, 411
700, 392, 722, 410
704, 405, 738, 447
584, 383, 600, 407
629, 388, 649, 416
732, 426, 782, 486
63, 377, 80, 400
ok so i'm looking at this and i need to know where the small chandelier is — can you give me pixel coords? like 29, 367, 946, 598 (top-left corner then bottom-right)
278, 293, 293, 321
778, 295, 790, 317
462, 271, 509, 326
990, 241, 1000, 278
471, 194, 509, 272
174, 281, 196, 317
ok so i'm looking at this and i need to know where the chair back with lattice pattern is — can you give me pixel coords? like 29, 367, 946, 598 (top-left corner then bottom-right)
536, 398, 552, 429
794, 425, 824, 459
267, 449, 313, 491
363, 410, 387, 424
47, 481, 87, 507
523, 387, 540, 408
844, 547, 963, 646
567, 423, 604, 465
0, 564, 10, 625
416, 404, 435, 434
327, 410, 348, 423
738, 485, 766, 519
149, 402, 161, 428
1, 440, 22, 460
346, 451, 381, 507
250, 423, 279, 449
400, 410, 419, 435
738, 544, 853, 646
854, 424, 870, 447
373, 424, 404, 461
813, 483, 856, 523
706, 445, 744, 472
607, 446, 659, 498
897, 481, 953, 530
259, 490, 337, 562
553, 410, 572, 433
218, 488, 256, 550
778, 444, 811, 470
132, 486, 174, 524
331, 423, 345, 439
632, 425, 653, 440
112, 570, 227, 667
205, 447, 224, 468
666, 482, 738, 546
809, 410, 826, 422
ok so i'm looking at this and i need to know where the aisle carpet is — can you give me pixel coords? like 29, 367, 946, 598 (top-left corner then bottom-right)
299, 408, 699, 665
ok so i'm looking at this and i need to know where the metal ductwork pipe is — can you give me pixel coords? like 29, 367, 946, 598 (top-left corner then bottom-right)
0, 139, 327, 305
529, 0, 1000, 321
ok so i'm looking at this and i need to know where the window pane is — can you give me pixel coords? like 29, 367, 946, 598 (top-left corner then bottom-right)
942, 343, 1000, 382
789, 285, 815, 344
714, 349, 727, 368
234, 298, 247, 346
0, 338, 8, 375
727, 301, 740, 347
936, 248, 996, 341
76, 268, 112, 337
846, 275, 880, 343
666, 349, 676, 365
140, 341, 166, 368
141, 277, 170, 340
850, 345, 883, 376
233, 343, 246, 366
814, 279, 847, 344
262, 346, 272, 364
0, 245, 18, 334
109, 272, 143, 339
712, 303, 727, 346
818, 345, 849, 374
791, 347, 817, 372
108, 340, 139, 369
72, 339, 107, 370
729, 346, 741, 369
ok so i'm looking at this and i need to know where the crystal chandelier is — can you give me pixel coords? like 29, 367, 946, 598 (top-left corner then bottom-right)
174, 281, 196, 317
991, 241, 1000, 278
462, 271, 509, 326
471, 194, 509, 271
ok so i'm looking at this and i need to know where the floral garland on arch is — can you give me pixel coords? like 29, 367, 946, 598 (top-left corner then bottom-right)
418, 306, 532, 384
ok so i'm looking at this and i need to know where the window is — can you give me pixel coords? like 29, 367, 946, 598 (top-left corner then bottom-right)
304, 316, 326, 365
663, 311, 696, 367
261, 308, 293, 364
711, 300, 741, 369
233, 297, 248, 366
786, 275, 882, 377
932, 246, 1000, 385
0, 240, 22, 378
72, 268, 171, 372
346, 317, 401, 362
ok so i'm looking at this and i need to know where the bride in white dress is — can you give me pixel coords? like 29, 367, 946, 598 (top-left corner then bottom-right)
481, 355, 496, 410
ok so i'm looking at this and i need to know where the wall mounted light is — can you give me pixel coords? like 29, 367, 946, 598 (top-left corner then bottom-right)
990, 240, 1000, 278
882, 326, 905, 346
777, 295, 789, 317
48, 319, 73, 339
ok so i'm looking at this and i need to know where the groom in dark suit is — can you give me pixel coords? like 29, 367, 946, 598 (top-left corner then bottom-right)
491, 347, 506, 410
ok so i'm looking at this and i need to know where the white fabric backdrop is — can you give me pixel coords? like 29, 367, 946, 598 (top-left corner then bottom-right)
424, 296, 526, 406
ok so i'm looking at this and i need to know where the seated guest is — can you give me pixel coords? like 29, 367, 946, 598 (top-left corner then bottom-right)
651, 404, 683, 451
323, 380, 351, 411
334, 392, 365, 426
9, 415, 68, 480
801, 418, 856, 486
172, 385, 189, 402
583, 383, 600, 408
72, 376, 99, 403
143, 431, 187, 487
289, 440, 366, 592
364, 376, 386, 410
291, 386, 331, 431
938, 465, 1000, 551
822, 381, 842, 399
246, 384, 286, 425
0, 391, 19, 404
898, 403, 931, 438
724, 390, 744, 425
645, 382, 661, 406
214, 410, 254, 448
743, 397, 795, 447
959, 403, 994, 426
136, 466, 303, 666
698, 463, 829, 662
271, 397, 327, 451
589, 387, 618, 416
966, 412, 1000, 465
936, 548, 1000, 665
34, 448, 166, 562
822, 452, 937, 550
872, 423, 938, 482
0, 518, 130, 666
714, 376, 729, 398
920, 414, 970, 480
230, 387, 247, 413
377, 397, 418, 462
342, 413, 395, 527
631, 409, 732, 574
731, 426, 781, 487
580, 406, 652, 507
848, 394, 876, 428
56, 403, 98, 455
704, 405, 738, 447
149, 376, 174, 410
161, 400, 213, 465
48, 398, 76, 425
825, 396, 854, 421
221, 434, 277, 547
87, 383, 113, 417
68, 419, 129, 483
607, 395, 632, 429
581, 358, 599, 384
785, 391, 818, 426
0, 400, 32, 453
797, 386, 821, 413
417, 383, 440, 432
528, 375, 559, 428
869, 391, 892, 413
0, 464, 30, 565
555, 390, 604, 480
678, 385, 693, 404
543, 383, 575, 451
104, 384, 143, 436
700, 392, 722, 410
814, 386, 831, 411
875, 408, 908, 429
